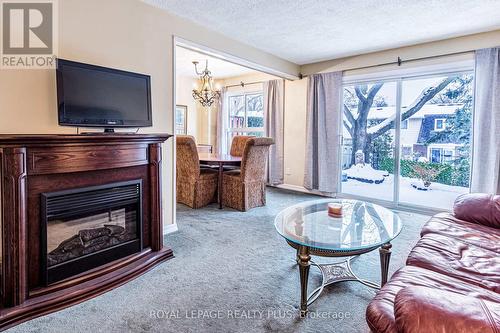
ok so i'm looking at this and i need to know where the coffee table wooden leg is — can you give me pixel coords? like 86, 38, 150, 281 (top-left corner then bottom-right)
379, 242, 392, 286
218, 163, 223, 209
297, 245, 311, 315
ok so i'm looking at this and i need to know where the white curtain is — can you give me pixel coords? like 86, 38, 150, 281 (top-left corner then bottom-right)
215, 87, 227, 154
303, 72, 342, 193
264, 79, 284, 185
472, 48, 500, 194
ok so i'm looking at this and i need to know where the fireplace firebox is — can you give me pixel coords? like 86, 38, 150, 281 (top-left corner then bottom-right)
41, 180, 143, 284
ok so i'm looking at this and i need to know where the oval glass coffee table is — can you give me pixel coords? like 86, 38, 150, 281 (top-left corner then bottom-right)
275, 199, 402, 314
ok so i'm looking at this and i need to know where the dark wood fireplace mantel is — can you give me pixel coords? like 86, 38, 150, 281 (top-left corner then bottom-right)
0, 133, 173, 331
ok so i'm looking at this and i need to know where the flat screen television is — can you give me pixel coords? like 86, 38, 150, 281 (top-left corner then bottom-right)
56, 59, 152, 129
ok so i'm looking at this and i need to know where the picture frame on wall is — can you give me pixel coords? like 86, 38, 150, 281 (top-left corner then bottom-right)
175, 105, 188, 135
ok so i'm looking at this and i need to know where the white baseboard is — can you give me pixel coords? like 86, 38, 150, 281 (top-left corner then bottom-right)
272, 183, 334, 197
274, 183, 308, 192
163, 223, 179, 235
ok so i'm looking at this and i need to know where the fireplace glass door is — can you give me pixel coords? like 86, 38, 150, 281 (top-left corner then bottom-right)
42, 180, 143, 284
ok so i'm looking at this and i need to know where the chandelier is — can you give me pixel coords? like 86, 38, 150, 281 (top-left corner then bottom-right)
192, 60, 220, 108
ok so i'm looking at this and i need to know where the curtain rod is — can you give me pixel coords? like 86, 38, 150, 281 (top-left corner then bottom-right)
299, 50, 474, 78
224, 80, 264, 89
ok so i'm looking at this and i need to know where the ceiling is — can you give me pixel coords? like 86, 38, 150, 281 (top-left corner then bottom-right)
176, 46, 255, 78
144, 0, 500, 65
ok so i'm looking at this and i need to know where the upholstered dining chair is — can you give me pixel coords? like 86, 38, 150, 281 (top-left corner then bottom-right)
222, 137, 274, 211
176, 135, 218, 208
230, 135, 255, 156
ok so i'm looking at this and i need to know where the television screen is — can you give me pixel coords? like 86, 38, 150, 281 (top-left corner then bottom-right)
57, 59, 152, 128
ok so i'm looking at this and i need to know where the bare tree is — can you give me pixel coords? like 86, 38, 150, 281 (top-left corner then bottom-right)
344, 78, 455, 165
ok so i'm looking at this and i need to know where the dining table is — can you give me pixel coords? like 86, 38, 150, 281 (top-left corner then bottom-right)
198, 152, 242, 209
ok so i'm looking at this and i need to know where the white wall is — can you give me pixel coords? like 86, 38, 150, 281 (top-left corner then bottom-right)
283, 79, 308, 187
0, 0, 299, 230
195, 104, 213, 146
175, 75, 198, 137
301, 30, 500, 75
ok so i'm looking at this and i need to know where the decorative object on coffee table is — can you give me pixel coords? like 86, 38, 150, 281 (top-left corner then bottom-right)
275, 199, 402, 315
327, 202, 343, 217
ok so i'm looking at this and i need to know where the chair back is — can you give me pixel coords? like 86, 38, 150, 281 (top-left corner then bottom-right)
230, 135, 255, 157
176, 135, 200, 181
240, 137, 274, 182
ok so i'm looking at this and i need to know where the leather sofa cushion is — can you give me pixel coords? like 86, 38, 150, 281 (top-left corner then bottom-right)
406, 234, 500, 293
366, 265, 500, 333
454, 193, 500, 228
394, 286, 500, 333
421, 213, 500, 253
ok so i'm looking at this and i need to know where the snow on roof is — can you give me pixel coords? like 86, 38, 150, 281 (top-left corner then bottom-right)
352, 103, 461, 136
363, 103, 462, 120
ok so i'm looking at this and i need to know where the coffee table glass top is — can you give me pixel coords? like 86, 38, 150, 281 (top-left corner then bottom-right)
274, 199, 402, 251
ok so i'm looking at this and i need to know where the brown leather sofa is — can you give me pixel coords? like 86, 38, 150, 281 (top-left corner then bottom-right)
366, 193, 500, 333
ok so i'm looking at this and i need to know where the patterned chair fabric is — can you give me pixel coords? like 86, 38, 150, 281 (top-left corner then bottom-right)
222, 137, 274, 211
176, 135, 218, 208
230, 135, 255, 157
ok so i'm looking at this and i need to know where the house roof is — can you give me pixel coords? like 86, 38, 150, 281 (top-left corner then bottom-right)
363, 103, 462, 120
343, 103, 463, 140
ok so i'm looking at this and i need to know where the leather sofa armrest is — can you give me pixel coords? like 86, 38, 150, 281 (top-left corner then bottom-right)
394, 286, 499, 333
454, 193, 500, 228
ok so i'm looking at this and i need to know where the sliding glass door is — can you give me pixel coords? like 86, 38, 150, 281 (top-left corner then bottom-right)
341, 81, 397, 202
340, 71, 473, 210
398, 74, 473, 209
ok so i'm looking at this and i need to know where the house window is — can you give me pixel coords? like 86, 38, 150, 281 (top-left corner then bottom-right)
227, 92, 264, 150
443, 149, 454, 163
430, 148, 442, 163
430, 148, 455, 164
401, 119, 408, 129
434, 118, 446, 131
401, 146, 412, 158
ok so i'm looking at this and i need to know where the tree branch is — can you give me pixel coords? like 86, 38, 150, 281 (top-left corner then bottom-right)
367, 83, 384, 101
343, 120, 353, 137
343, 104, 355, 126
345, 89, 356, 101
354, 86, 367, 102
369, 77, 455, 140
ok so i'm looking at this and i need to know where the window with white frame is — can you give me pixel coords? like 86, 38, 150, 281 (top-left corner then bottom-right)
226, 92, 264, 150
430, 147, 455, 163
434, 118, 446, 131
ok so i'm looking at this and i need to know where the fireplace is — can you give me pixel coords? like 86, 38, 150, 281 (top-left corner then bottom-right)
0, 134, 171, 328
41, 180, 143, 284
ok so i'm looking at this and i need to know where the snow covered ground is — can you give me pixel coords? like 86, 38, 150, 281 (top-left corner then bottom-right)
341, 174, 468, 210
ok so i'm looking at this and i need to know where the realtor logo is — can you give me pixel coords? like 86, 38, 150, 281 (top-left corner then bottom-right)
1, 0, 57, 69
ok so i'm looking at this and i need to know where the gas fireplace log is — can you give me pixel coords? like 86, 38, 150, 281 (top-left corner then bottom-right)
48, 225, 133, 266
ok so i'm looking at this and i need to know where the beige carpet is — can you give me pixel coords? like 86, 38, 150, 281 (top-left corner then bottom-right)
6, 188, 430, 333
